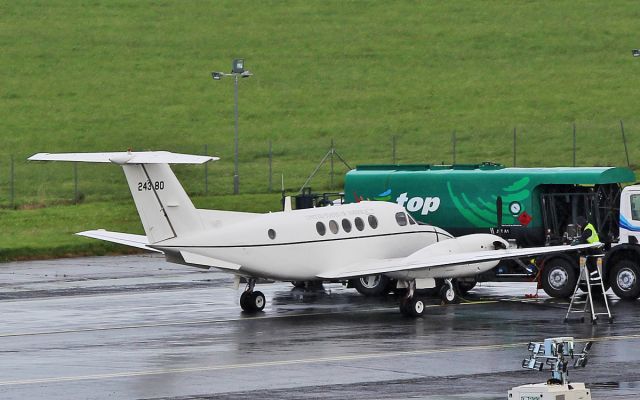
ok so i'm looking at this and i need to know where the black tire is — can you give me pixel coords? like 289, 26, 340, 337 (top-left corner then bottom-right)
541, 258, 577, 298
250, 291, 266, 312
240, 291, 253, 312
610, 260, 640, 300
440, 284, 459, 304
456, 278, 476, 295
399, 299, 410, 316
291, 281, 307, 289
353, 274, 391, 296
405, 298, 425, 317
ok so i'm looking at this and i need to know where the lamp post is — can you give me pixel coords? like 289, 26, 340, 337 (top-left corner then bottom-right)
212, 59, 252, 194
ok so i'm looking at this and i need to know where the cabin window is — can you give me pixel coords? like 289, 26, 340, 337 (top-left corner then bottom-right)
368, 215, 378, 229
329, 220, 339, 234
268, 229, 276, 239
316, 221, 326, 236
342, 218, 352, 232
354, 217, 365, 231
395, 212, 408, 226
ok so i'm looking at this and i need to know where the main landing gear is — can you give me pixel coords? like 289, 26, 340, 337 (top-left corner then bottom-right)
399, 278, 459, 317
440, 278, 459, 304
239, 278, 266, 313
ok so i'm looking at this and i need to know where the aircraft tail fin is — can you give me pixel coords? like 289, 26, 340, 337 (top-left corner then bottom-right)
29, 151, 217, 244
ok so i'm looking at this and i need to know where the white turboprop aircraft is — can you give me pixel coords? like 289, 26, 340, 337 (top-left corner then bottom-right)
29, 151, 598, 317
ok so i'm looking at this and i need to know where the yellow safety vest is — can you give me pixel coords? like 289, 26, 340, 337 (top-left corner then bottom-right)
584, 223, 599, 243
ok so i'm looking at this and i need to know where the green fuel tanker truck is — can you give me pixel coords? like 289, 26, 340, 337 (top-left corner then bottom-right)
343, 163, 637, 298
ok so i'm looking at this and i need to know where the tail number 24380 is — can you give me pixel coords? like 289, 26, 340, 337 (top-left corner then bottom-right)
138, 180, 165, 191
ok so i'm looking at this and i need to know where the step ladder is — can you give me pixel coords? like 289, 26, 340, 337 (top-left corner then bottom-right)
564, 254, 613, 324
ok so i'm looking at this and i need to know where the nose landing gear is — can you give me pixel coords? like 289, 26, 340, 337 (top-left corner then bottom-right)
240, 278, 266, 312
399, 278, 460, 317
399, 280, 425, 317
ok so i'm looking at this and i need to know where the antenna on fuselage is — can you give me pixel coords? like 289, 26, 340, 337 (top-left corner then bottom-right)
281, 174, 293, 212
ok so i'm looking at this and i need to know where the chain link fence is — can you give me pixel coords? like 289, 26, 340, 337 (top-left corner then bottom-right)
1, 123, 637, 208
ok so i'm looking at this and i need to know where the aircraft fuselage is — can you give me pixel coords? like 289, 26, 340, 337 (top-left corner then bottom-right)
156, 202, 454, 280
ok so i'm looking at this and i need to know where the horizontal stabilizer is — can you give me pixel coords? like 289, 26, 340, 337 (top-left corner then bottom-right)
29, 151, 217, 165
76, 230, 162, 253
318, 242, 601, 280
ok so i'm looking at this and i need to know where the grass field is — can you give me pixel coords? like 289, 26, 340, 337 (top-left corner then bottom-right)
2, 1, 640, 259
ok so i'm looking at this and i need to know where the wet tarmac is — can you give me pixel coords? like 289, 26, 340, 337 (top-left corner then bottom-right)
1, 254, 640, 399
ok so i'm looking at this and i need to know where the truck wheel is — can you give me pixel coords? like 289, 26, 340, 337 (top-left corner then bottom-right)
541, 258, 577, 298
610, 260, 640, 300
353, 274, 391, 296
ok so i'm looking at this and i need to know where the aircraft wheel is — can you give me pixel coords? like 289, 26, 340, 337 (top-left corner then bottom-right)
440, 284, 458, 304
406, 298, 425, 317
399, 299, 410, 316
240, 291, 253, 312
353, 274, 391, 296
291, 281, 307, 289
456, 278, 476, 295
250, 291, 266, 312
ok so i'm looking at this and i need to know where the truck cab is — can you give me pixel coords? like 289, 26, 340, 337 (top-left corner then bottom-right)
603, 184, 640, 300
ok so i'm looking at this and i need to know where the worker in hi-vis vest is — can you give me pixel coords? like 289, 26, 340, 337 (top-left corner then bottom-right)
576, 216, 599, 244
576, 216, 601, 276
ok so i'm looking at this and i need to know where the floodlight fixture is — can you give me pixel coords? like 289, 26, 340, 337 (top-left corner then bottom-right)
633, 49, 640, 57
210, 58, 253, 194
574, 355, 589, 368
528, 342, 543, 355
522, 357, 544, 371
232, 58, 245, 73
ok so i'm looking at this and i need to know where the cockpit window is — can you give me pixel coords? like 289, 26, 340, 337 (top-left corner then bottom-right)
368, 215, 378, 229
354, 217, 365, 231
329, 220, 339, 234
408, 214, 417, 225
395, 212, 408, 226
316, 221, 326, 236
342, 218, 352, 232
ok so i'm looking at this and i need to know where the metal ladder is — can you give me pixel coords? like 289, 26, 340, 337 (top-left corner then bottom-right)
564, 255, 613, 324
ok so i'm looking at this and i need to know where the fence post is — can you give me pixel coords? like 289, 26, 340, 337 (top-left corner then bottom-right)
620, 120, 631, 167
10, 155, 15, 208
392, 135, 397, 164
204, 144, 208, 195
330, 139, 335, 190
572, 123, 576, 167
513, 127, 517, 167
73, 162, 78, 204
268, 140, 273, 192
452, 130, 456, 164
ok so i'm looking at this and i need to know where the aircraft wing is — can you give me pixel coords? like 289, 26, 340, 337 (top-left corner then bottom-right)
317, 242, 600, 280
76, 230, 162, 253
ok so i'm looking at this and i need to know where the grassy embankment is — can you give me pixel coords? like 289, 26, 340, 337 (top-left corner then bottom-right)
2, 1, 640, 260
